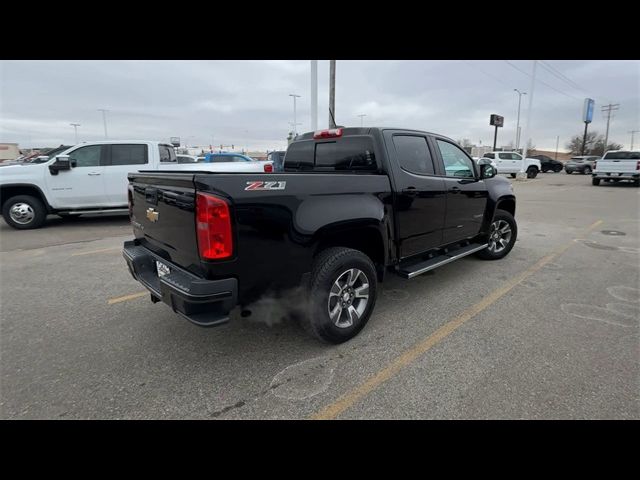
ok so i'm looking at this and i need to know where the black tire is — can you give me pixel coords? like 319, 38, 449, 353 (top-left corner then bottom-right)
583, 167, 592, 175
566, 170, 572, 174
475, 210, 518, 260
592, 178, 600, 186
554, 166, 562, 173
526, 166, 538, 179
510, 173, 516, 178
2, 195, 47, 229
634, 179, 640, 187
302, 247, 378, 344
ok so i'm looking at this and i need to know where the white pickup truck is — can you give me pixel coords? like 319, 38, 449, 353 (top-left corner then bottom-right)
481, 151, 542, 178
592, 150, 640, 186
0, 140, 273, 229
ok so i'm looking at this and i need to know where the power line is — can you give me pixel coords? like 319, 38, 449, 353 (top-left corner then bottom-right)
504, 61, 581, 100
602, 103, 620, 151
539, 61, 587, 93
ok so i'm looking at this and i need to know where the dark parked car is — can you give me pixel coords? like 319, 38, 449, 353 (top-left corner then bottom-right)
528, 155, 564, 173
266, 150, 286, 172
123, 127, 517, 344
564, 155, 599, 174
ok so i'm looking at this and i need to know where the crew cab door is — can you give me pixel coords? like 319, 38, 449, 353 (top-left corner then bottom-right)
383, 131, 446, 259
103, 144, 149, 205
45, 144, 107, 208
432, 137, 488, 244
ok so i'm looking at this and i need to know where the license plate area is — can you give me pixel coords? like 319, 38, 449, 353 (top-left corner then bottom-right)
156, 260, 171, 278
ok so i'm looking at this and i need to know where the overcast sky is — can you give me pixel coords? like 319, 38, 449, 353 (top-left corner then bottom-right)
1, 60, 638, 152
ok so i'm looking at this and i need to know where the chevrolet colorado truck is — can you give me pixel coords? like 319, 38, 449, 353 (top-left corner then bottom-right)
123, 127, 517, 343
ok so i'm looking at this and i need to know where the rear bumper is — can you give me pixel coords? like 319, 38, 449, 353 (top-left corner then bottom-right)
122, 240, 237, 327
592, 172, 639, 180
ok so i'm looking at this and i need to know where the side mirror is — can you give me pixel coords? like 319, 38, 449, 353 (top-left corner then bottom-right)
48, 155, 72, 175
478, 159, 496, 179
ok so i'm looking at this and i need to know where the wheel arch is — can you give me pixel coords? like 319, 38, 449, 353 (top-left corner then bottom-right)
0, 184, 53, 212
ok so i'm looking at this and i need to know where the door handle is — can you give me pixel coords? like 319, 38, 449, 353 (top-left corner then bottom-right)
402, 187, 418, 197
87, 172, 101, 176
449, 187, 461, 193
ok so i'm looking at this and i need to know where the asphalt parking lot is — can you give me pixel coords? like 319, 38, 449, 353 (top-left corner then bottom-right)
1, 172, 638, 419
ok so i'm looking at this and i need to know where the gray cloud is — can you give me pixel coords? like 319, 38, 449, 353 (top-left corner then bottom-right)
1, 60, 638, 151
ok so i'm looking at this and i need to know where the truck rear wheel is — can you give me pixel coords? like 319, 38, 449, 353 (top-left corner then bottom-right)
510, 173, 516, 178
2, 195, 47, 229
475, 210, 517, 260
526, 166, 539, 178
303, 247, 378, 344
592, 178, 600, 186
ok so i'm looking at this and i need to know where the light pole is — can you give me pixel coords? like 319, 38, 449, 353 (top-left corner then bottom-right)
519, 61, 537, 179
289, 93, 301, 136
97, 109, 109, 139
310, 60, 318, 131
357, 114, 367, 127
70, 123, 80, 144
514, 89, 526, 150
628, 130, 639, 150
329, 60, 336, 128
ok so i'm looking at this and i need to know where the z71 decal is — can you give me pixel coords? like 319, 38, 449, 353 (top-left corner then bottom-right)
245, 181, 287, 191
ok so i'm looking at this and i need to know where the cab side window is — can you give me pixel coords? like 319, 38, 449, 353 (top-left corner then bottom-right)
111, 144, 148, 165
159, 145, 176, 163
68, 145, 102, 167
393, 135, 435, 175
436, 140, 475, 178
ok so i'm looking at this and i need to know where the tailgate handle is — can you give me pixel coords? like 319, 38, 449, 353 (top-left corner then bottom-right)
145, 188, 159, 205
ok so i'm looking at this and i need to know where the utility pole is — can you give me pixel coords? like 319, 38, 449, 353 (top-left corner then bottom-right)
70, 123, 80, 144
601, 103, 620, 152
310, 60, 318, 131
329, 60, 336, 128
629, 130, 640, 150
97, 109, 109, 139
289, 93, 301, 135
555, 135, 559, 160
357, 114, 367, 127
514, 89, 526, 149
519, 60, 537, 178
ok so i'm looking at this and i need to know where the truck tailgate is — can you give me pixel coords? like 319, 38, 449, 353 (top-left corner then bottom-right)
597, 159, 637, 173
129, 172, 202, 273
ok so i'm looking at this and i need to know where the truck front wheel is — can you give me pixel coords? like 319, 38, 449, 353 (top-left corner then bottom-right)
303, 247, 378, 344
475, 210, 518, 260
2, 195, 47, 229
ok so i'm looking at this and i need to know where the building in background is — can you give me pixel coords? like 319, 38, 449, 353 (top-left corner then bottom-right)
0, 143, 20, 161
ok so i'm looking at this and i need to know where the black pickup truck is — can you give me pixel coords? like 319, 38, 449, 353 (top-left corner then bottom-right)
123, 127, 517, 343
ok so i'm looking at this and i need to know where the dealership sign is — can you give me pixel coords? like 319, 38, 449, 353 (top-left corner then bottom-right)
583, 98, 595, 124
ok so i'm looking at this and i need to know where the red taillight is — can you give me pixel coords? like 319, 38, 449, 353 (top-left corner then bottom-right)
196, 192, 233, 260
313, 128, 343, 139
127, 185, 134, 218
263, 163, 273, 173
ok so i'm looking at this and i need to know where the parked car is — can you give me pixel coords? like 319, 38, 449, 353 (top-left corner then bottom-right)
0, 141, 272, 230
122, 127, 517, 344
564, 155, 599, 174
592, 150, 640, 186
528, 154, 564, 173
481, 151, 541, 178
266, 150, 287, 172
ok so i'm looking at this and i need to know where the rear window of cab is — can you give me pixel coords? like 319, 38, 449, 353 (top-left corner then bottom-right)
284, 136, 377, 172
603, 151, 640, 160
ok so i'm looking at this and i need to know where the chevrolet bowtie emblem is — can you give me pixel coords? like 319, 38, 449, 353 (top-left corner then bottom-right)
146, 207, 159, 222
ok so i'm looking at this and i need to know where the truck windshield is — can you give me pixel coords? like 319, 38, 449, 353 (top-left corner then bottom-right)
603, 152, 640, 160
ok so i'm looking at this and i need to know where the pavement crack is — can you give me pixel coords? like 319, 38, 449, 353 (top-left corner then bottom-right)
209, 400, 246, 418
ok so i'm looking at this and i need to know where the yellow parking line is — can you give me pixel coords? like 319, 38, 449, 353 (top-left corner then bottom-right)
107, 292, 148, 305
310, 219, 603, 420
72, 247, 121, 256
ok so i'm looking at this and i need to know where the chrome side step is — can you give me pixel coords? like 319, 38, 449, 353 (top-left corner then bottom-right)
398, 243, 488, 279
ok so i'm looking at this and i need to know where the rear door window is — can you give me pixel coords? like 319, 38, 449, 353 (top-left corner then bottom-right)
392, 135, 435, 175
110, 144, 148, 165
